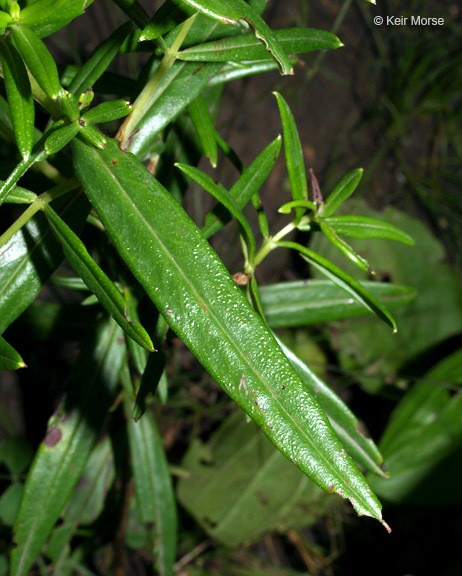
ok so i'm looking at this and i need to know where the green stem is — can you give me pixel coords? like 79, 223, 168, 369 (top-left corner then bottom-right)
254, 221, 297, 266
118, 14, 197, 148
0, 148, 48, 206
0, 178, 80, 247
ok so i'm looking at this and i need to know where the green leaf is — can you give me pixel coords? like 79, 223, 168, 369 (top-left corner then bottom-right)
277, 338, 387, 477
0, 183, 37, 204
0, 10, 11, 28
178, 410, 332, 546
209, 59, 284, 85
0, 438, 33, 476
127, 411, 177, 576
319, 168, 363, 218
0, 336, 25, 370
273, 92, 307, 224
121, 61, 223, 158
188, 94, 217, 167
69, 22, 132, 96
324, 215, 415, 245
0, 39, 34, 160
44, 205, 154, 352
44, 121, 80, 155
202, 136, 281, 238
0, 194, 88, 334
72, 137, 389, 529
140, 0, 195, 41
178, 27, 342, 62
0, 483, 23, 526
176, 163, 256, 266
260, 280, 416, 328
320, 220, 372, 273
19, 0, 95, 39
11, 319, 126, 576
81, 99, 132, 125
278, 240, 398, 332
177, 0, 294, 75
11, 25, 61, 100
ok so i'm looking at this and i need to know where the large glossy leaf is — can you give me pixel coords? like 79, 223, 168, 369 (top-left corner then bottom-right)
260, 280, 416, 328
11, 319, 126, 576
176, 0, 293, 74
177, 27, 342, 62
71, 137, 389, 529
178, 410, 332, 546
127, 410, 177, 576
0, 194, 88, 334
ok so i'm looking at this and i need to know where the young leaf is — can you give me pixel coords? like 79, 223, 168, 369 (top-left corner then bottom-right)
127, 411, 177, 576
11, 319, 126, 576
202, 136, 281, 238
44, 121, 80, 155
176, 163, 256, 265
324, 215, 415, 245
44, 204, 154, 352
277, 338, 387, 477
11, 25, 61, 100
177, 0, 294, 75
0, 39, 34, 160
19, 0, 95, 39
72, 137, 390, 530
81, 99, 132, 125
278, 240, 398, 332
177, 27, 342, 62
320, 220, 372, 273
0, 336, 26, 370
69, 22, 132, 96
260, 280, 416, 328
0, 184, 37, 204
274, 91, 307, 224
0, 10, 11, 28
188, 94, 218, 167
319, 168, 363, 217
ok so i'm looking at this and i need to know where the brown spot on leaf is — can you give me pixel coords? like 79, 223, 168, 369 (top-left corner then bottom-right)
232, 272, 250, 286
44, 426, 62, 447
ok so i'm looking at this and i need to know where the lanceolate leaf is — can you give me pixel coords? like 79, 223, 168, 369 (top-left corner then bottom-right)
188, 94, 218, 167
260, 280, 416, 328
127, 411, 177, 576
0, 39, 34, 161
19, 0, 95, 39
11, 25, 61, 100
278, 240, 398, 332
320, 220, 372, 273
277, 338, 387, 478
177, 28, 342, 62
81, 99, 132, 125
319, 168, 363, 218
0, 184, 37, 204
0, 336, 26, 370
324, 215, 415, 245
274, 91, 307, 224
202, 136, 281, 238
176, 0, 294, 75
72, 137, 389, 529
44, 205, 154, 351
140, 0, 195, 41
11, 319, 126, 576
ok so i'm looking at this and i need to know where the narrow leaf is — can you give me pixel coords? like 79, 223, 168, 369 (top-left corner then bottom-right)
0, 337, 26, 370
209, 59, 284, 85
69, 22, 132, 95
127, 411, 177, 576
176, 163, 256, 264
277, 338, 387, 477
11, 319, 126, 576
325, 215, 415, 245
44, 121, 80, 155
11, 25, 61, 100
81, 99, 132, 125
274, 91, 307, 223
260, 280, 416, 328
0, 39, 34, 160
72, 137, 389, 529
178, 27, 342, 62
202, 136, 281, 238
45, 205, 154, 351
319, 168, 363, 217
188, 95, 218, 167
320, 220, 372, 273
0, 184, 37, 204
140, 0, 195, 41
177, 0, 294, 74
278, 240, 398, 332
